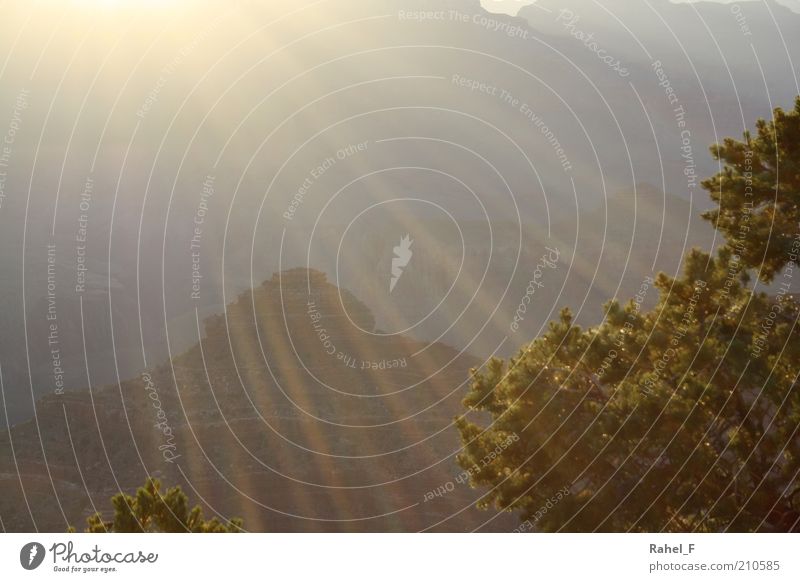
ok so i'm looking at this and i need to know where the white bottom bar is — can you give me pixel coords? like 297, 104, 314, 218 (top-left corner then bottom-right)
1, 533, 797, 581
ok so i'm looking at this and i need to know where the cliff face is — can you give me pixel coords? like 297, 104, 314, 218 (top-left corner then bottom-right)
0, 269, 512, 532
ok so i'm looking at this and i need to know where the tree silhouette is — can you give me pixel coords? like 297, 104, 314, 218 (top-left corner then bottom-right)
72, 477, 243, 533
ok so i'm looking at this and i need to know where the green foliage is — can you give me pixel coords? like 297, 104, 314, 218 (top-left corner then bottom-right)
702, 96, 800, 282
457, 101, 800, 532
73, 477, 243, 533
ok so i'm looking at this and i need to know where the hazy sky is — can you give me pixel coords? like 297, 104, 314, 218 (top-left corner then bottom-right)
481, 0, 800, 16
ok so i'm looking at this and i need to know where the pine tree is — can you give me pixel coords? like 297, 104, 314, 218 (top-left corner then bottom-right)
456, 100, 800, 532
73, 477, 243, 533
702, 96, 800, 282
